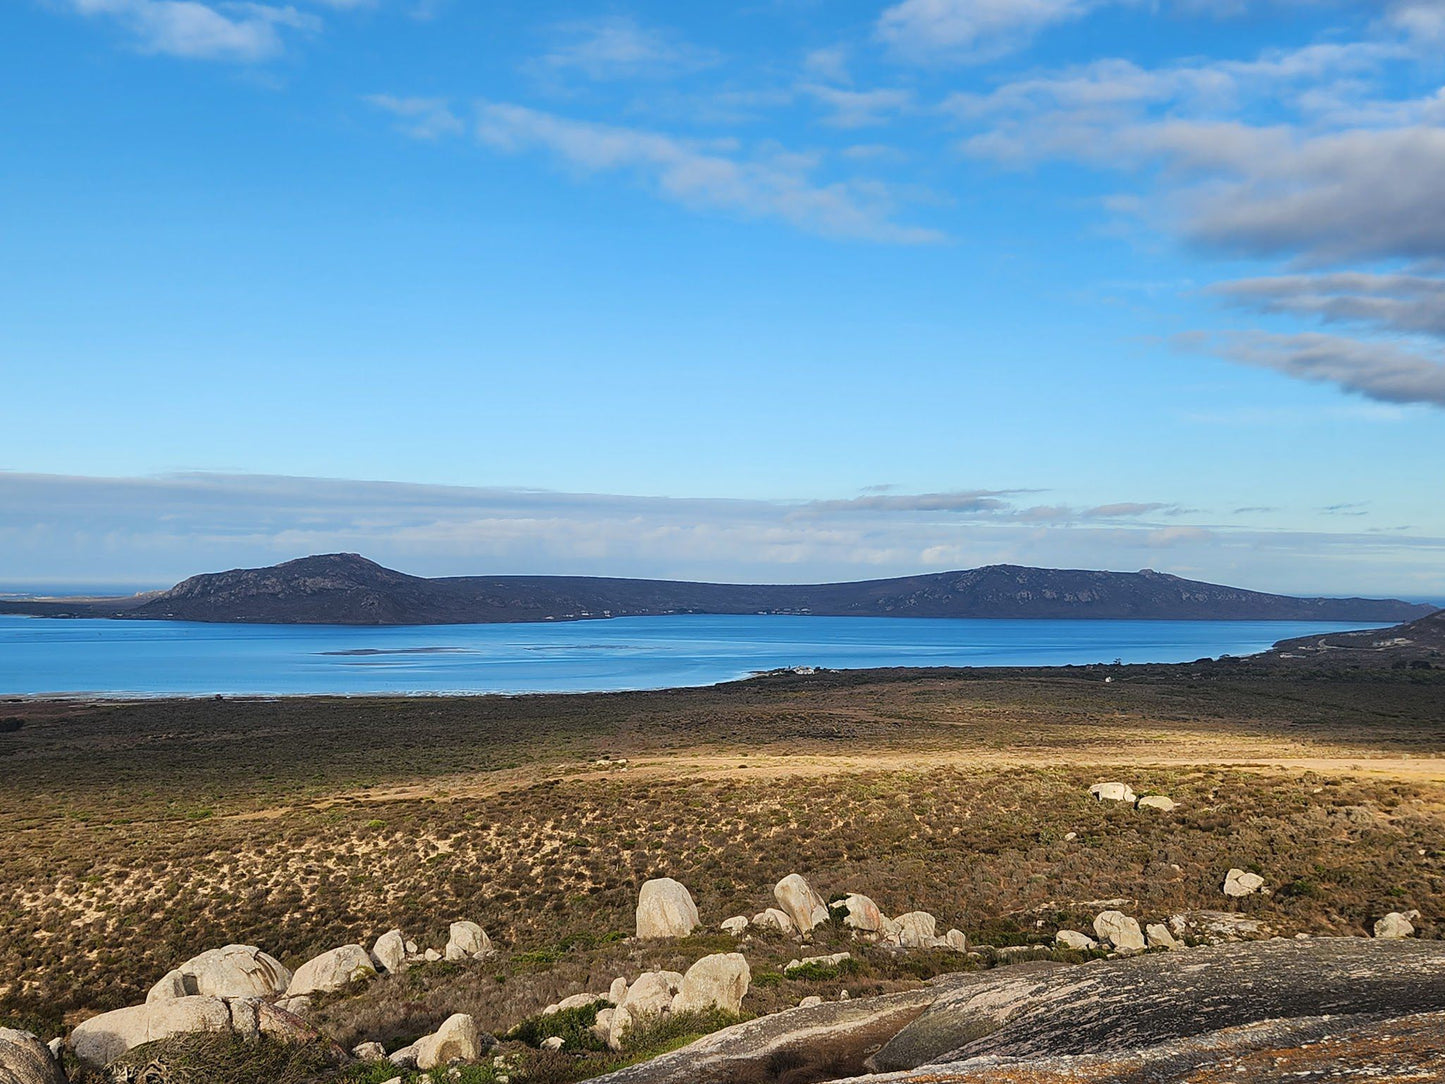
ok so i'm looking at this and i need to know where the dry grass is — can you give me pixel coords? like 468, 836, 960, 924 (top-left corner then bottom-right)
2, 664, 1443, 1055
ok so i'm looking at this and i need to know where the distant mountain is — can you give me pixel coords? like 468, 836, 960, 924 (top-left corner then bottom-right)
19, 552, 1425, 626
1267, 608, 1445, 667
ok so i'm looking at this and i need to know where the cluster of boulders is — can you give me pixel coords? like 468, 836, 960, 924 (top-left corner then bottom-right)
1089, 780, 1177, 812
62, 920, 496, 1071
641, 873, 970, 952
1057, 907, 1277, 953
538, 952, 751, 1051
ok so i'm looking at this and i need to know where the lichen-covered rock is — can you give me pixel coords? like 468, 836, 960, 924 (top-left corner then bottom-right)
0, 1027, 66, 1084
774, 874, 829, 933
869, 938, 1445, 1071
1374, 911, 1417, 939
71, 996, 232, 1067
1136, 795, 1177, 812
895, 912, 940, 948
1223, 868, 1266, 897
672, 953, 750, 1015
447, 921, 492, 958
944, 929, 968, 953
833, 893, 885, 934
413, 1013, 484, 1070
285, 945, 376, 997
1089, 782, 1136, 803
751, 908, 796, 934
636, 878, 700, 939
1145, 924, 1179, 949
1093, 911, 1146, 952
623, 971, 685, 1016
371, 930, 407, 974
721, 916, 749, 936
1055, 930, 1097, 951
146, 944, 291, 1002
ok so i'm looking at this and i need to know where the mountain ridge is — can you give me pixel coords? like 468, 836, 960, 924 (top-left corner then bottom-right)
11, 552, 1428, 625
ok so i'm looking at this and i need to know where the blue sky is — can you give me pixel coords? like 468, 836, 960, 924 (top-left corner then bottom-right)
2, 0, 1444, 596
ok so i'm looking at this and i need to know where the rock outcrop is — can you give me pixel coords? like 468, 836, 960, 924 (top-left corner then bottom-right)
751, 908, 795, 934
868, 937, 1445, 1070
774, 874, 829, 934
413, 1013, 486, 1070
1223, 868, 1266, 897
1089, 782, 1136, 803
285, 945, 376, 998
1374, 911, 1418, 939
672, 953, 750, 1015
832, 893, 885, 934
0, 1028, 66, 1084
635, 878, 700, 939
72, 997, 232, 1067
446, 921, 493, 958
145, 944, 291, 1002
1092, 911, 1145, 952
370, 929, 407, 974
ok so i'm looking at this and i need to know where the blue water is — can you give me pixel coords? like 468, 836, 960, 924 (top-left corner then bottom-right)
0, 614, 1387, 697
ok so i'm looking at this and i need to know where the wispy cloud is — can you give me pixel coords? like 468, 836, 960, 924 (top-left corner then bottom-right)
466, 101, 943, 243
535, 16, 717, 81
366, 94, 463, 139
877, 0, 1094, 62
1181, 330, 1445, 408
67, 0, 320, 61
2, 472, 1440, 595
1211, 273, 1445, 338
798, 83, 913, 128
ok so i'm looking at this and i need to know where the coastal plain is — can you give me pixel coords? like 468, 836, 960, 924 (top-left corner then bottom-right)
3, 658, 1445, 1081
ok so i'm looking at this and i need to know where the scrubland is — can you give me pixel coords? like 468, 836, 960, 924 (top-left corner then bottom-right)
2, 662, 1444, 1080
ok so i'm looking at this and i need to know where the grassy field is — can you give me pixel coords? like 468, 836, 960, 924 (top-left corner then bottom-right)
3, 661, 1444, 1069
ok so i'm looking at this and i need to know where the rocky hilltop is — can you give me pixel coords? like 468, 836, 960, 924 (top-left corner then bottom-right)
17, 553, 1431, 625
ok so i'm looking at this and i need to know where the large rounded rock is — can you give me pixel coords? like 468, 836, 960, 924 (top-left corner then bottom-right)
636, 878, 700, 939
623, 971, 685, 1017
285, 945, 376, 998
447, 921, 493, 958
146, 944, 291, 1003
1089, 781, 1137, 803
413, 1013, 484, 1069
833, 893, 884, 934
371, 929, 407, 973
1223, 868, 1267, 897
1055, 929, 1097, 951
751, 908, 796, 934
774, 874, 829, 933
894, 912, 939, 949
0, 1028, 66, 1084
71, 996, 232, 1068
672, 953, 751, 1015
1375, 912, 1417, 939
1093, 910, 1147, 951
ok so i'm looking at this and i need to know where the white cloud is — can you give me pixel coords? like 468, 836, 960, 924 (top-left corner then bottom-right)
537, 16, 716, 81
1184, 330, 1445, 407
469, 102, 943, 243
67, 0, 319, 61
877, 0, 1093, 61
367, 94, 463, 139
798, 83, 913, 128
3, 472, 1439, 596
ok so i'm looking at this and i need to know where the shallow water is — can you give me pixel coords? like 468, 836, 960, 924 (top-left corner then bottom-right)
0, 613, 1383, 697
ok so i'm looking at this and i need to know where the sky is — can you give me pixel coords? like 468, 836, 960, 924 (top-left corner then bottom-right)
2, 0, 1444, 597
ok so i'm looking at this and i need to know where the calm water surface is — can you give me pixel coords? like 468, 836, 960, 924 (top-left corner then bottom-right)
0, 614, 1385, 697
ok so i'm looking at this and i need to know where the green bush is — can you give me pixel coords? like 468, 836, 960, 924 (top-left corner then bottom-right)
506, 998, 611, 1051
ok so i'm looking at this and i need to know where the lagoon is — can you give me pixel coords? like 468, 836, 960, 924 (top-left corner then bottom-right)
0, 613, 1386, 697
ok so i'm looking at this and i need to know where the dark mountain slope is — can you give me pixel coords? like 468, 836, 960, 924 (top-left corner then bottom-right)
93, 553, 1435, 625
